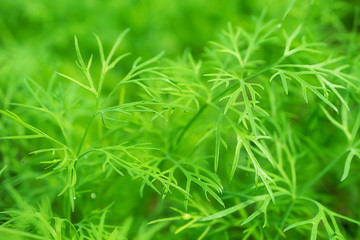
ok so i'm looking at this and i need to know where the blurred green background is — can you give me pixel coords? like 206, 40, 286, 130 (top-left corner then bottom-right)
0, 0, 357, 86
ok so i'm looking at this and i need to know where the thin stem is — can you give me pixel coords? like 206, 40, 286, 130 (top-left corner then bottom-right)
173, 55, 286, 148
299, 151, 346, 195
56, 115, 74, 155
171, 104, 207, 150
76, 112, 97, 156
274, 201, 295, 240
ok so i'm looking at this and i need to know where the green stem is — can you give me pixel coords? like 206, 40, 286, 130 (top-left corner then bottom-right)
274, 151, 347, 238
76, 112, 97, 156
299, 151, 346, 195
173, 56, 286, 148
274, 201, 295, 240
172, 104, 207, 150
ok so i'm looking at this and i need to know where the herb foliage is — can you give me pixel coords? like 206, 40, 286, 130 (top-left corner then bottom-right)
0, 0, 359, 239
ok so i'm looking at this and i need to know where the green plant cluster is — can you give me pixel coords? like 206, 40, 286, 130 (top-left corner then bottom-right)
0, 0, 359, 239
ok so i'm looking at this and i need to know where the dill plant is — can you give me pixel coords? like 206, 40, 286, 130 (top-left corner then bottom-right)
0, 0, 360, 239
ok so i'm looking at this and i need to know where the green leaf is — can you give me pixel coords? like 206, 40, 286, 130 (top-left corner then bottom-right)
57, 72, 95, 94
230, 135, 242, 181
201, 199, 255, 221
283, 0, 296, 20
215, 114, 223, 172
341, 149, 359, 181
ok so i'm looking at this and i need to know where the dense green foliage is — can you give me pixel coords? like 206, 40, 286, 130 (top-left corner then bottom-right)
1, 0, 360, 239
